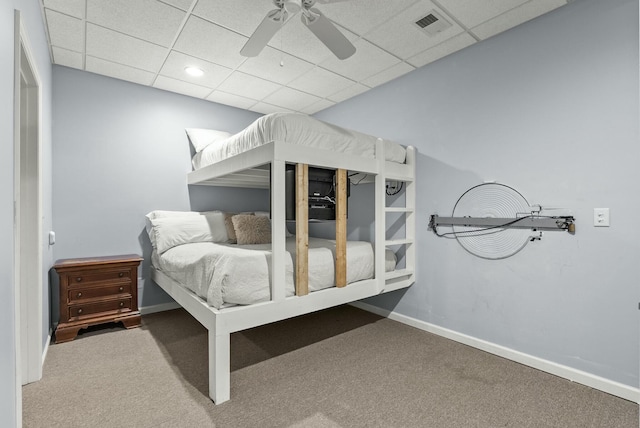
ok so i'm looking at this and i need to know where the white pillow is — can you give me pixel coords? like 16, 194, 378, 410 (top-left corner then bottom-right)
145, 210, 199, 233
185, 128, 232, 152
145, 210, 202, 248
149, 212, 229, 254
254, 211, 294, 237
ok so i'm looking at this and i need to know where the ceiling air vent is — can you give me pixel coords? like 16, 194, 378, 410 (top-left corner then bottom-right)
414, 10, 452, 36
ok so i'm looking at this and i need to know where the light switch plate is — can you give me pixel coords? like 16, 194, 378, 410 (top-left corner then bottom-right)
593, 208, 610, 227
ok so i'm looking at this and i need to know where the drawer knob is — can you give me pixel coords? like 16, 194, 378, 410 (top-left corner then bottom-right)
77, 308, 83, 314
77, 292, 82, 298
76, 277, 82, 282
119, 272, 124, 277
118, 287, 124, 292
119, 302, 124, 308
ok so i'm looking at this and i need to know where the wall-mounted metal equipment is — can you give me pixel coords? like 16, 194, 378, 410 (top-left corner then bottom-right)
429, 183, 575, 259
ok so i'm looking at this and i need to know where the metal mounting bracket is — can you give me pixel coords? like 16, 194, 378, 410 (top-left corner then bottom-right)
429, 215, 576, 233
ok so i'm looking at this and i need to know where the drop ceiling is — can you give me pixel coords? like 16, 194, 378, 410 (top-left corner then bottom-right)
41, 0, 570, 114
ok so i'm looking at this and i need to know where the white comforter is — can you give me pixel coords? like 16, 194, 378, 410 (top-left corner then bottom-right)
192, 113, 407, 170
153, 237, 396, 309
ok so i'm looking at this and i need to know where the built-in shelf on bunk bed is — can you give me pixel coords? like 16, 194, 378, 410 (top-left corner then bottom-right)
151, 116, 416, 404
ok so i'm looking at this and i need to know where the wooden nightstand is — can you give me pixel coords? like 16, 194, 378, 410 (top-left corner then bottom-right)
54, 254, 143, 343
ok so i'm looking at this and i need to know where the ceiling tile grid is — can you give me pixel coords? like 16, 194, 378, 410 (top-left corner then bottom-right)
85, 56, 157, 85
40, 0, 570, 114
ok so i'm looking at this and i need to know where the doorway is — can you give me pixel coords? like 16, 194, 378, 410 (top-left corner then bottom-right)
13, 9, 43, 395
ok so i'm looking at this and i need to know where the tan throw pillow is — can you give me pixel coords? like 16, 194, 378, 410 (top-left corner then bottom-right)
232, 214, 271, 245
224, 212, 255, 244
224, 212, 237, 243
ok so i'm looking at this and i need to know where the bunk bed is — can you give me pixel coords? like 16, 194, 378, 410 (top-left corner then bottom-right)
150, 112, 416, 404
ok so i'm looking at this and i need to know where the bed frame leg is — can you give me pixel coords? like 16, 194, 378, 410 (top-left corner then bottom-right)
208, 330, 230, 404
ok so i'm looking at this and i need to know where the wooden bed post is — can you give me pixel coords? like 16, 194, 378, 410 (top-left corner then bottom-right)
295, 163, 309, 296
335, 168, 347, 288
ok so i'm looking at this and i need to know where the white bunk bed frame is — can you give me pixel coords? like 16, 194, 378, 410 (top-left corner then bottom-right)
151, 138, 416, 404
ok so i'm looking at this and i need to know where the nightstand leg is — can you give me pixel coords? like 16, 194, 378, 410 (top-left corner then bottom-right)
208, 330, 230, 404
120, 314, 142, 329
55, 325, 84, 343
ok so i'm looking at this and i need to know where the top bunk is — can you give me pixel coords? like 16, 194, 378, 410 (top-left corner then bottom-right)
186, 113, 415, 188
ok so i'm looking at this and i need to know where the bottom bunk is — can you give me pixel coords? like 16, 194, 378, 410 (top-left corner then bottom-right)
151, 269, 411, 404
152, 236, 397, 309
150, 239, 411, 404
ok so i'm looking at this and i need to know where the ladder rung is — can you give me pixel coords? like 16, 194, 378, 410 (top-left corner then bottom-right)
385, 239, 413, 246
385, 268, 414, 280
385, 207, 414, 213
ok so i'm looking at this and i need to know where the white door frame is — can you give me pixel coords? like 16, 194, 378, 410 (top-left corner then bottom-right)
13, 8, 43, 405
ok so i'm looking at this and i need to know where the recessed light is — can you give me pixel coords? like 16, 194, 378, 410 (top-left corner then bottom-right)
184, 66, 204, 77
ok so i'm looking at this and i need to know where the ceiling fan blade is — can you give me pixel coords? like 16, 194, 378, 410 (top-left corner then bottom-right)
241, 8, 287, 57
302, 8, 355, 60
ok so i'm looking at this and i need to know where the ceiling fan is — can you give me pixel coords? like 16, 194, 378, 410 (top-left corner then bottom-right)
240, 0, 356, 60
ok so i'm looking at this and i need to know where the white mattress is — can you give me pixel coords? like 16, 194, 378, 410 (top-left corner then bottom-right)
192, 113, 406, 170
152, 237, 397, 309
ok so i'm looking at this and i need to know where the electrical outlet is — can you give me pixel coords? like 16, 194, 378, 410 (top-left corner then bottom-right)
593, 208, 610, 227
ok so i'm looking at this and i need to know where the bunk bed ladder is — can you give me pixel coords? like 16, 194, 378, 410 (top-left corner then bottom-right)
375, 140, 416, 293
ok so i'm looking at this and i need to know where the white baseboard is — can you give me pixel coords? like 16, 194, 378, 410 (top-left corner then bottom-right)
140, 301, 181, 315
350, 301, 640, 403
41, 332, 51, 366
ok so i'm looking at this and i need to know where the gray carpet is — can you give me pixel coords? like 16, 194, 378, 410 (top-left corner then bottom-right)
23, 305, 638, 428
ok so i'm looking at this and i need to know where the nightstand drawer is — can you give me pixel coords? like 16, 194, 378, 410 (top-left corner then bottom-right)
68, 283, 132, 303
69, 298, 132, 320
67, 268, 132, 287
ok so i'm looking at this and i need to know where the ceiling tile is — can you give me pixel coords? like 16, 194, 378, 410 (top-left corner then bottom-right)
327, 83, 369, 103
217, 71, 282, 100
262, 87, 322, 111
238, 46, 315, 85
86, 0, 186, 47
192, 0, 273, 37
364, 0, 466, 59
206, 91, 258, 110
320, 0, 421, 36
40, 0, 569, 114
361, 62, 415, 88
174, 16, 249, 69
158, 0, 194, 11
153, 75, 213, 98
45, 9, 84, 52
320, 38, 400, 82
436, 0, 529, 28
288, 67, 354, 98
85, 56, 156, 85
43, 0, 85, 19
406, 32, 476, 67
300, 99, 336, 115
86, 24, 168, 72
160, 51, 232, 88
52, 46, 83, 69
472, 0, 568, 40
249, 102, 294, 115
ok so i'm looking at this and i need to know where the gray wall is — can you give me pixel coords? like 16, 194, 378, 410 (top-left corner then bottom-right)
1, 0, 53, 426
316, 0, 639, 388
52, 67, 268, 310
